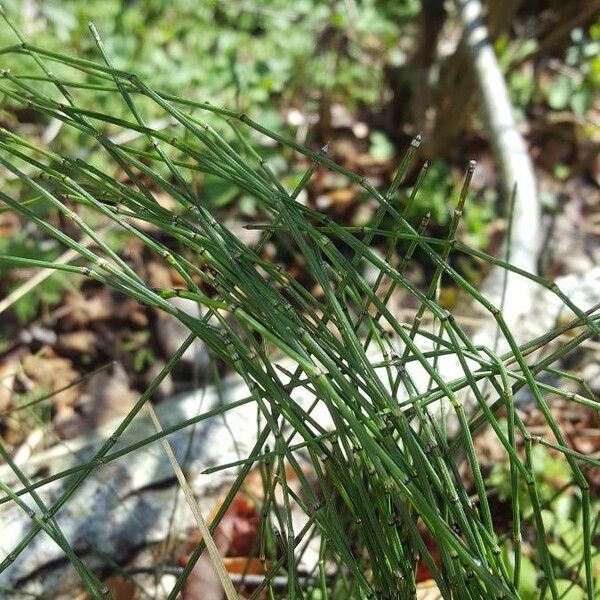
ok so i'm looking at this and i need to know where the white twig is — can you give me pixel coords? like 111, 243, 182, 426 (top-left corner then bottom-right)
457, 0, 540, 333
144, 402, 239, 600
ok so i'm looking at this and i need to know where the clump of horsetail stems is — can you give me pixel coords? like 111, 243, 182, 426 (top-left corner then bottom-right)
0, 12, 598, 600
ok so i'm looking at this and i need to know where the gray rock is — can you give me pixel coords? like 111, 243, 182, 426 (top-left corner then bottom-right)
0, 371, 261, 595
155, 296, 210, 373
582, 362, 600, 394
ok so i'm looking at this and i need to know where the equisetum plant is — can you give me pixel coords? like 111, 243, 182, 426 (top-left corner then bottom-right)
0, 13, 598, 600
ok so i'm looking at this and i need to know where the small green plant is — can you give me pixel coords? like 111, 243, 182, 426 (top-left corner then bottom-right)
120, 330, 156, 373
489, 443, 600, 599
499, 17, 600, 122
0, 230, 69, 322
546, 22, 600, 119
0, 15, 598, 600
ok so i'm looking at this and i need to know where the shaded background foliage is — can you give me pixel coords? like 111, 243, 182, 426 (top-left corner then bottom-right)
2, 0, 598, 367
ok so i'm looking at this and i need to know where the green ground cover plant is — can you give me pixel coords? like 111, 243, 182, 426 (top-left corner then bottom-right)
0, 14, 599, 600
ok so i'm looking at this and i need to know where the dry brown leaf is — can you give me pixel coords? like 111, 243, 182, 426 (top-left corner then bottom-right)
114, 297, 149, 327
327, 188, 355, 207
222, 557, 264, 576
22, 350, 79, 409
146, 260, 173, 290
0, 358, 18, 412
181, 513, 233, 600
77, 575, 137, 600
53, 362, 137, 439
181, 466, 310, 599
58, 330, 97, 355
61, 289, 114, 327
